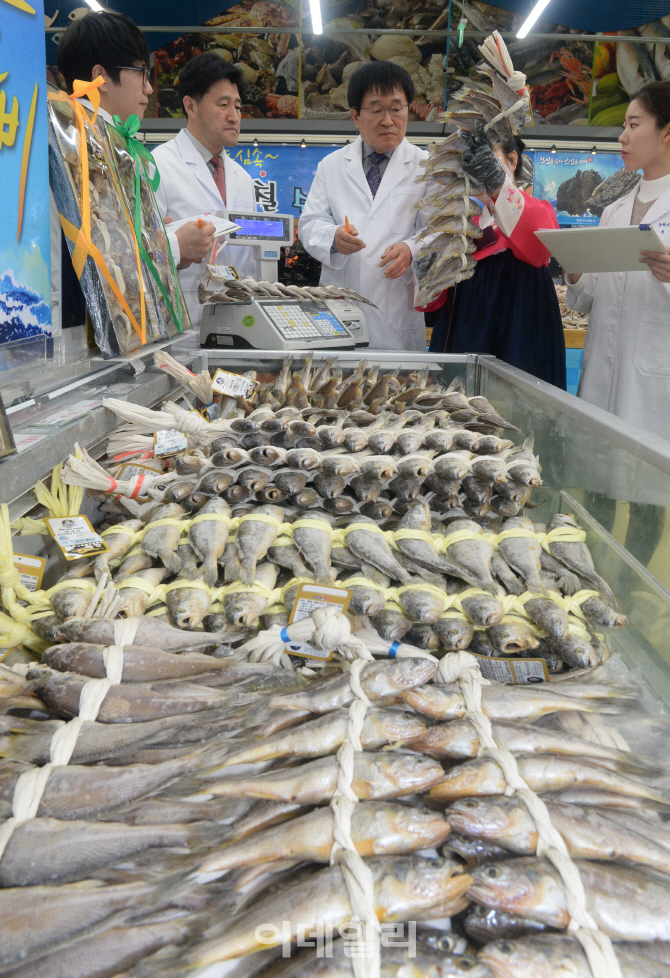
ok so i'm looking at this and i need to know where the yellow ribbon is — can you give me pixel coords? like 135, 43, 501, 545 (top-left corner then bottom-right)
187, 513, 232, 529
538, 526, 587, 554
49, 83, 145, 345
560, 590, 601, 620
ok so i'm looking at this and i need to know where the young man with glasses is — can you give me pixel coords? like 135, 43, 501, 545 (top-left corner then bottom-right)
299, 61, 432, 351
56, 12, 214, 274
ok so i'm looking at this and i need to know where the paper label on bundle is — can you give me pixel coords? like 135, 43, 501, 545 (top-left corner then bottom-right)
116, 463, 160, 501
153, 428, 187, 458
207, 263, 239, 280
286, 584, 352, 660
471, 652, 549, 684
28, 399, 101, 428
12, 553, 46, 591
200, 403, 219, 422
45, 516, 111, 561
211, 369, 259, 400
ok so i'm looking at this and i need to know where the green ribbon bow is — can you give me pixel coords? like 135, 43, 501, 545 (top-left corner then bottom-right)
111, 113, 182, 333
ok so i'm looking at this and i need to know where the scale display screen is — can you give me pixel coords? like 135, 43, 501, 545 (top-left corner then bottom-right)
227, 213, 292, 245
238, 219, 283, 237
263, 301, 350, 342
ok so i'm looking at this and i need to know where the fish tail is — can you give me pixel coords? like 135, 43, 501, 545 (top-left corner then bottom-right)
239, 559, 256, 586
161, 551, 182, 575
203, 559, 218, 589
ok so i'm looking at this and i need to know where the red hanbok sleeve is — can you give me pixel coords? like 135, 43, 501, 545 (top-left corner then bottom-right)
494, 185, 559, 267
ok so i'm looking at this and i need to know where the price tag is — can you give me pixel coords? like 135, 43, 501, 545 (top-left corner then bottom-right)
29, 399, 101, 428
45, 516, 111, 561
12, 432, 47, 453
116, 462, 162, 501
153, 428, 188, 458
286, 583, 352, 660
211, 369, 259, 400
207, 263, 240, 280
201, 402, 219, 422
12, 553, 46, 591
471, 652, 550, 685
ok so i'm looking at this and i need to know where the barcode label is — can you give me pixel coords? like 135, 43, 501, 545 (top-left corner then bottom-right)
211, 369, 258, 399
471, 652, 549, 684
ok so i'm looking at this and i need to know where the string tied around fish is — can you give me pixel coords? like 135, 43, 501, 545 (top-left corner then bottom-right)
0, 616, 141, 870
433, 648, 624, 978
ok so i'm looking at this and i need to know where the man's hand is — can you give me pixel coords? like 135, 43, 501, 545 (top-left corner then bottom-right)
640, 246, 670, 283
379, 242, 412, 279
174, 220, 215, 264
334, 223, 366, 255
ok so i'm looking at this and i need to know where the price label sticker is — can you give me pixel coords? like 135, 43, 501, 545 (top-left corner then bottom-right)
200, 402, 219, 423
116, 462, 162, 501
207, 263, 239, 280
29, 399, 101, 428
154, 428, 188, 458
45, 516, 111, 561
471, 652, 550, 685
13, 553, 46, 591
12, 432, 47, 453
286, 583, 352, 660
211, 370, 259, 400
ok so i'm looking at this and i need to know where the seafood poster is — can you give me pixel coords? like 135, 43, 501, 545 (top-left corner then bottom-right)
0, 0, 51, 347
532, 151, 628, 226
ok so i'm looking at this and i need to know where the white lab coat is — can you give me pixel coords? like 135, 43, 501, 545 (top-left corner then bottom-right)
152, 129, 258, 328
298, 136, 430, 352
566, 185, 670, 442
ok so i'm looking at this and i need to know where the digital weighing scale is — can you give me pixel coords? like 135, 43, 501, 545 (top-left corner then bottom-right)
200, 211, 369, 352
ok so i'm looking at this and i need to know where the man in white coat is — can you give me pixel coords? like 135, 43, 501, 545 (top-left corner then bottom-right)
153, 54, 259, 329
298, 61, 431, 351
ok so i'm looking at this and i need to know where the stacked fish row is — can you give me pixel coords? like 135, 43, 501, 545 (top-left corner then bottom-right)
1, 356, 669, 977
198, 272, 379, 308
412, 32, 532, 304
46, 358, 625, 673
2, 637, 670, 976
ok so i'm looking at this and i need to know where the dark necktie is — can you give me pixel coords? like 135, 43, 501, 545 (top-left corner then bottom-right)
210, 154, 227, 205
366, 151, 386, 198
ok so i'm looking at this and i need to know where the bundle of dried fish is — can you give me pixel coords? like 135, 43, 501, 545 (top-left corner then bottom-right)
413, 32, 531, 305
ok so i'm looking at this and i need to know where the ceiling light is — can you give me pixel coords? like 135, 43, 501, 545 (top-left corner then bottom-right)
84, 0, 104, 10
550, 144, 557, 154
309, 0, 322, 35
516, 0, 552, 38
253, 137, 259, 148
591, 145, 597, 155
300, 137, 307, 148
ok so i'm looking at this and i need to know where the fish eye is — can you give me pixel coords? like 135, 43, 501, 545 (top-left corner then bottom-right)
497, 942, 513, 953
485, 866, 500, 878
458, 959, 476, 970
461, 799, 478, 808
437, 936, 456, 951
474, 905, 488, 917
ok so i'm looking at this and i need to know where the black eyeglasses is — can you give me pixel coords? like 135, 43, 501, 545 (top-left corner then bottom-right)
114, 65, 151, 85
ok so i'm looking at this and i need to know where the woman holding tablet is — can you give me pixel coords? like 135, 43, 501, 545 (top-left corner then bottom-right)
566, 81, 670, 439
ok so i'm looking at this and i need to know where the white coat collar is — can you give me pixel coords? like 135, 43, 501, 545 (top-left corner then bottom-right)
369, 137, 414, 215
175, 128, 224, 208
343, 135, 415, 212
636, 183, 670, 226
343, 136, 373, 204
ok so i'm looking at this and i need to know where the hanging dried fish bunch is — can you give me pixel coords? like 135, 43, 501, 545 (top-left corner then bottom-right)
413, 32, 532, 306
